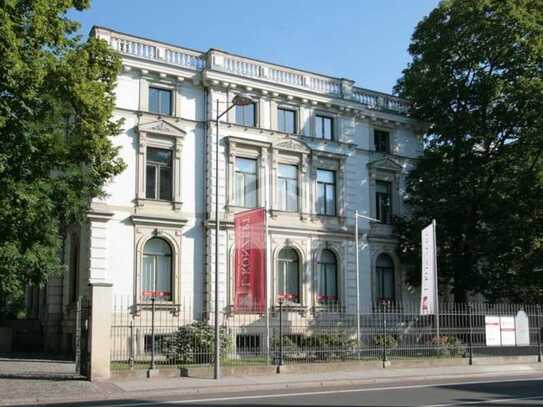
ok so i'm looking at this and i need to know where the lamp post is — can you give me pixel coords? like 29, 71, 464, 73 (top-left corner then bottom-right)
213, 93, 254, 380
354, 210, 380, 351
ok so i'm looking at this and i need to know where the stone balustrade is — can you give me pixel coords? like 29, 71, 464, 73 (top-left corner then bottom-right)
110, 34, 207, 71
98, 28, 410, 116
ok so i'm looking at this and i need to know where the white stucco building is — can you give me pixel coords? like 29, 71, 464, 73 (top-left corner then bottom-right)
36, 27, 424, 357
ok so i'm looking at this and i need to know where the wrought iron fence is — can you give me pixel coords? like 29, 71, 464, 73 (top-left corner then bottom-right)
110, 297, 543, 371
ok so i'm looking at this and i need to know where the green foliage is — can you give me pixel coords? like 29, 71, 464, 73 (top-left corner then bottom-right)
430, 335, 466, 358
395, 0, 543, 302
164, 322, 232, 365
373, 335, 399, 349
0, 1, 125, 315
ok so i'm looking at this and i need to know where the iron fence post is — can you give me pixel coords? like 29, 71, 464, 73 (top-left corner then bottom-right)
150, 298, 156, 370
129, 320, 134, 369
382, 304, 388, 366
468, 303, 473, 365
537, 305, 542, 363
278, 299, 284, 372
75, 296, 81, 373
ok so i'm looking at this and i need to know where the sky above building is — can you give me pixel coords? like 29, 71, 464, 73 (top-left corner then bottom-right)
69, 0, 440, 94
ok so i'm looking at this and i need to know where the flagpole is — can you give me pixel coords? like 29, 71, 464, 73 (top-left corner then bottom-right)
432, 219, 440, 339
265, 200, 270, 364
355, 210, 361, 349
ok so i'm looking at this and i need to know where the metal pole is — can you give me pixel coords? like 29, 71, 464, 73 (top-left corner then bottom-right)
468, 304, 473, 365
278, 299, 283, 372
129, 320, 134, 369
214, 99, 220, 380
355, 210, 361, 353
537, 305, 542, 363
433, 219, 440, 340
265, 199, 270, 365
382, 306, 388, 366
150, 297, 156, 370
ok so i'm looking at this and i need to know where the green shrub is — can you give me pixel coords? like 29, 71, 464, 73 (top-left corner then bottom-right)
373, 335, 398, 349
164, 321, 231, 365
430, 335, 465, 358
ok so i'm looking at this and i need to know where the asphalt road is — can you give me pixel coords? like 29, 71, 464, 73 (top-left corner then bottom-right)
31, 375, 543, 407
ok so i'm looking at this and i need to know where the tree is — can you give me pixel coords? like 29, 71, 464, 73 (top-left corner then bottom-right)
0, 0, 125, 317
395, 0, 543, 303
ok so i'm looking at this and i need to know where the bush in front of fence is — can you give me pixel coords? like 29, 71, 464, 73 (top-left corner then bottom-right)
163, 321, 232, 365
373, 335, 399, 350
269, 331, 359, 362
430, 335, 465, 358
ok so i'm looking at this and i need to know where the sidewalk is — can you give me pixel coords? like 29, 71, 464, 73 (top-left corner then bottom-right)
2, 359, 543, 406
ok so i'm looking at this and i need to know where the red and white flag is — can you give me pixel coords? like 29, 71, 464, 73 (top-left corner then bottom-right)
234, 208, 266, 313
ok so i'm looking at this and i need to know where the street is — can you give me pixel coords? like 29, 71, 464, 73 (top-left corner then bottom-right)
30, 375, 543, 407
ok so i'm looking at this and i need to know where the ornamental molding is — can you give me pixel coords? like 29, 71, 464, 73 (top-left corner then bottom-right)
272, 138, 311, 154
138, 119, 187, 138
367, 157, 403, 172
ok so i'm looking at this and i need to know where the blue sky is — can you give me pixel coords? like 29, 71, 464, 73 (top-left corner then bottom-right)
70, 1, 440, 94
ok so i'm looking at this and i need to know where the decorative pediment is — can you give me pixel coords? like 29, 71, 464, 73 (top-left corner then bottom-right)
138, 120, 186, 137
273, 138, 311, 154
367, 157, 403, 172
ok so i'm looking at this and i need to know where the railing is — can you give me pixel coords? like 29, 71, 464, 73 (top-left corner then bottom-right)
110, 297, 543, 373
353, 87, 411, 114
98, 29, 411, 115
210, 51, 342, 96
110, 35, 206, 71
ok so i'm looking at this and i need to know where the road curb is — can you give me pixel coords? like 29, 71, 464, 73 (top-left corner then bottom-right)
3, 364, 543, 406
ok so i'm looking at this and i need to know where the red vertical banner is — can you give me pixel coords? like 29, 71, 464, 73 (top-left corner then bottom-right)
234, 208, 266, 313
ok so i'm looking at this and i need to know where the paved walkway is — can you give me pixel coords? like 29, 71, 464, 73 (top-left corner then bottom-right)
1, 357, 543, 406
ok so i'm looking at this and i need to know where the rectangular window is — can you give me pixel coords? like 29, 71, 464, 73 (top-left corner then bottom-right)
145, 147, 173, 201
149, 87, 172, 115
277, 164, 298, 212
278, 108, 296, 134
315, 115, 333, 140
376, 181, 392, 224
374, 130, 390, 153
235, 103, 256, 127
316, 169, 336, 216
235, 157, 258, 208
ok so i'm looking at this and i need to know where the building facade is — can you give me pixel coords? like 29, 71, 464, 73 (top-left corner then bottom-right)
36, 27, 423, 356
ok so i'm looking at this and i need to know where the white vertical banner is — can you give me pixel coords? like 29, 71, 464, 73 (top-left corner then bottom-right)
420, 221, 438, 315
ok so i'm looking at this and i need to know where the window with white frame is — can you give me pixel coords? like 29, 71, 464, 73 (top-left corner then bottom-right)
235, 157, 258, 208
315, 115, 333, 140
146, 147, 173, 201
376, 253, 395, 303
235, 103, 256, 127
277, 247, 300, 303
277, 163, 298, 212
142, 238, 172, 301
149, 87, 172, 115
278, 107, 296, 134
316, 169, 336, 216
317, 249, 338, 304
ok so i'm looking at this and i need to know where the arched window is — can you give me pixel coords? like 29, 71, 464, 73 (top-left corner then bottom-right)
277, 248, 300, 303
376, 254, 395, 303
317, 250, 338, 304
142, 238, 172, 301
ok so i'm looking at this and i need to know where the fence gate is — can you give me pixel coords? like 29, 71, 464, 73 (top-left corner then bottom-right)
75, 297, 90, 378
